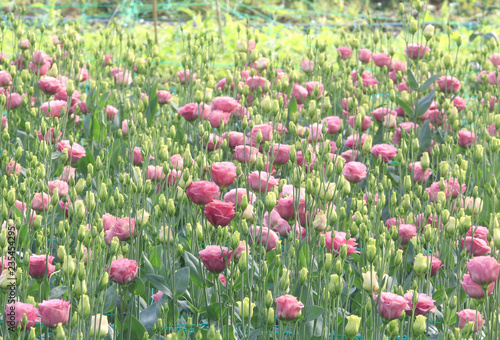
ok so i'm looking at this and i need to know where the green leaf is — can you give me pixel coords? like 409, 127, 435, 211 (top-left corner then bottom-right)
419, 74, 439, 92
469, 32, 479, 42
139, 303, 158, 335
147, 84, 158, 127
483, 32, 498, 41
128, 278, 146, 296
207, 302, 225, 320
116, 315, 146, 340
306, 306, 324, 322
418, 120, 432, 153
174, 267, 190, 296
146, 274, 173, 299
19, 224, 29, 248
183, 252, 205, 287
141, 253, 154, 275
103, 284, 117, 313
48, 286, 68, 299
407, 69, 419, 91
415, 89, 436, 118
149, 245, 162, 268
373, 124, 385, 145
395, 97, 413, 116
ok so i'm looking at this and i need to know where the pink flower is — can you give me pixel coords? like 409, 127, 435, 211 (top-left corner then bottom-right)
427, 256, 443, 276
33, 50, 48, 66
390, 60, 407, 72
250, 123, 273, 142
147, 165, 166, 181
340, 150, 359, 163
488, 53, 500, 66
234, 145, 260, 163
457, 309, 483, 332
114, 71, 132, 86
178, 103, 211, 121
343, 162, 367, 183
375, 292, 408, 321
38, 76, 62, 95
170, 154, 184, 169
198, 245, 232, 273
460, 237, 491, 256
271, 143, 290, 165
152, 291, 164, 303
5, 302, 40, 330
104, 217, 135, 245
467, 226, 488, 241
345, 134, 368, 149
372, 53, 391, 67
105, 105, 118, 120
104, 54, 113, 66
211, 162, 237, 188
102, 213, 118, 232
372, 108, 397, 123
186, 181, 220, 205
398, 224, 417, 244
108, 258, 138, 284
29, 255, 56, 278
48, 180, 69, 197
248, 226, 279, 251
57, 140, 86, 163
457, 129, 475, 148
404, 292, 436, 316
202, 133, 221, 151
245, 76, 269, 91
132, 147, 144, 165
248, 171, 278, 193
370, 144, 398, 163
276, 295, 304, 320
453, 96, 467, 111
31, 193, 50, 211
405, 43, 430, 59
308, 123, 324, 142
223, 189, 256, 206
466, 256, 500, 285
291, 83, 308, 104
178, 69, 197, 84
301, 59, 314, 73
204, 200, 236, 227
40, 100, 67, 117
59, 166, 76, 182
5, 161, 22, 176
0, 71, 12, 87
487, 72, 500, 85
461, 274, 494, 298
211, 96, 239, 112
208, 110, 231, 128
348, 116, 372, 131
304, 81, 324, 97
38, 299, 71, 328
337, 46, 353, 59
409, 162, 431, 183
324, 231, 359, 256
37, 127, 62, 144
5, 93, 23, 110
359, 48, 372, 63
122, 119, 130, 135
157, 90, 172, 104
227, 131, 246, 148
437, 76, 461, 93
323, 116, 343, 134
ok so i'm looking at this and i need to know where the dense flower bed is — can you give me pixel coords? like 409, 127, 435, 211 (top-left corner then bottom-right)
0, 2, 500, 339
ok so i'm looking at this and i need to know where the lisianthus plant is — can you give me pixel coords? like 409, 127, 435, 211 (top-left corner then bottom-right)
0, 1, 500, 339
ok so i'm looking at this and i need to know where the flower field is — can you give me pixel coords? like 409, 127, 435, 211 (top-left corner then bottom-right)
1, 1, 500, 339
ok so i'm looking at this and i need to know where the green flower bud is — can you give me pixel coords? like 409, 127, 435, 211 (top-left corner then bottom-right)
299, 267, 308, 285
413, 253, 429, 276
345, 315, 361, 338
236, 297, 255, 320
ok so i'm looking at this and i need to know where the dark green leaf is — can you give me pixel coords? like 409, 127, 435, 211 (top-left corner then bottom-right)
174, 267, 190, 296
146, 274, 173, 299
306, 306, 324, 322
415, 89, 436, 118
183, 252, 205, 287
395, 98, 413, 116
249, 330, 261, 340
116, 315, 146, 340
207, 302, 225, 320
419, 74, 439, 92
139, 303, 158, 335
418, 120, 432, 153
469, 32, 479, 42
19, 224, 29, 248
103, 284, 117, 313
373, 124, 385, 145
407, 69, 419, 91
147, 84, 158, 127
48, 286, 68, 299
141, 253, 154, 275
